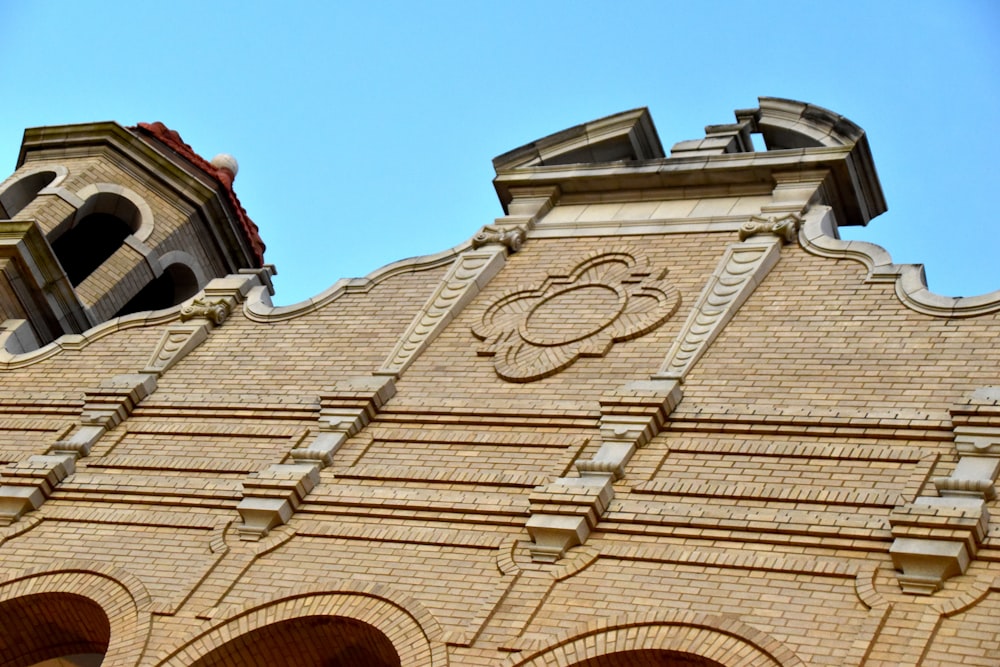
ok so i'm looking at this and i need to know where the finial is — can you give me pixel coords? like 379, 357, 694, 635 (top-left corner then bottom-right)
211, 153, 239, 179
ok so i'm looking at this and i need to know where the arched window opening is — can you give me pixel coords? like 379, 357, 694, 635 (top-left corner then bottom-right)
28, 655, 103, 667
0, 593, 109, 667
114, 262, 199, 317
0, 171, 58, 219
50, 213, 131, 286
189, 616, 401, 667
569, 650, 726, 667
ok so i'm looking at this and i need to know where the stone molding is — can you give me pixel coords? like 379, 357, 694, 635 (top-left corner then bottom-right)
0, 372, 156, 526
246, 188, 558, 324
801, 205, 1000, 317
19, 120, 262, 271
72, 182, 156, 243
179, 297, 232, 325
738, 213, 801, 242
141, 323, 211, 375
373, 188, 558, 378
0, 270, 269, 368
0, 164, 73, 215
0, 307, 178, 368
0, 274, 261, 525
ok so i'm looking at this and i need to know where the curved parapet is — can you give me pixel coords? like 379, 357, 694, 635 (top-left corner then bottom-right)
0, 307, 181, 368
243, 241, 471, 322
801, 205, 1000, 317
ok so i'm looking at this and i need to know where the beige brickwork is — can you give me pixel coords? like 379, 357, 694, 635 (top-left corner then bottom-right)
0, 99, 997, 665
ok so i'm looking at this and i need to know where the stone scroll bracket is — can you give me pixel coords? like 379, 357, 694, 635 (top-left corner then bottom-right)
0, 271, 267, 526
526, 379, 682, 562
890, 387, 1000, 594
143, 271, 267, 375
236, 375, 396, 540
376, 186, 558, 379
653, 214, 800, 383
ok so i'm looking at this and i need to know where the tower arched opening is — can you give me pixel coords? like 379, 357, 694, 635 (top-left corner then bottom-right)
114, 262, 200, 317
0, 170, 58, 219
50, 213, 132, 286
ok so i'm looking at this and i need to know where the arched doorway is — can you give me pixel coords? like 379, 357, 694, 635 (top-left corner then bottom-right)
513, 612, 803, 667
0, 593, 109, 667
568, 651, 725, 667
188, 616, 401, 667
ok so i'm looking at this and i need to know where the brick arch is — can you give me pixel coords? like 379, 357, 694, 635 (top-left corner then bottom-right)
513, 611, 804, 667
0, 565, 151, 667
158, 585, 447, 667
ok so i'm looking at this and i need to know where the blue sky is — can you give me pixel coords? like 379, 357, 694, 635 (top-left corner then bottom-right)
2, 1, 998, 304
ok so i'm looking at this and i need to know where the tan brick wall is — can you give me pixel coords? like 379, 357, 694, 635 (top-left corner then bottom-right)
1, 108, 997, 665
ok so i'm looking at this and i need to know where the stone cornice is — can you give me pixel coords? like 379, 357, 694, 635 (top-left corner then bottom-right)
495, 145, 882, 228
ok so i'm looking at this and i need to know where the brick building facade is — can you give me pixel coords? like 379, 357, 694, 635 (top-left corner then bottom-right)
0, 98, 997, 666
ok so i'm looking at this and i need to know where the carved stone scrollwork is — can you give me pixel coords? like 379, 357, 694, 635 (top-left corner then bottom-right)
180, 297, 232, 325
738, 213, 802, 243
471, 225, 527, 253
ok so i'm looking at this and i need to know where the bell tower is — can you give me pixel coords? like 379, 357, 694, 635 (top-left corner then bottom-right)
0, 121, 265, 351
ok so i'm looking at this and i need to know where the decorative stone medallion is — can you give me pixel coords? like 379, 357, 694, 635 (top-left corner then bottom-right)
472, 251, 679, 382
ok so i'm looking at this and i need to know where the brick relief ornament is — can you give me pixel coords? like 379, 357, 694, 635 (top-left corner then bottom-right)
473, 251, 679, 382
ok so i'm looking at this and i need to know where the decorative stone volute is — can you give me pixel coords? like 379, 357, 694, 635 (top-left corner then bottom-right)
471, 224, 526, 253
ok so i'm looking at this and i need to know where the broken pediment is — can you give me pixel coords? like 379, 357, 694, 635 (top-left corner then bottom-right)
492, 108, 664, 171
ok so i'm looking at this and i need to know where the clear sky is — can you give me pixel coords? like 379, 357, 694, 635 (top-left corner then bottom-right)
2, 1, 998, 305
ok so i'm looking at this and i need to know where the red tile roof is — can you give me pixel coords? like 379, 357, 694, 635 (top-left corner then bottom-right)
132, 122, 265, 266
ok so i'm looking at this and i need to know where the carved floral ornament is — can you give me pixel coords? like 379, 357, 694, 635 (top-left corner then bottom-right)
472, 251, 680, 382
